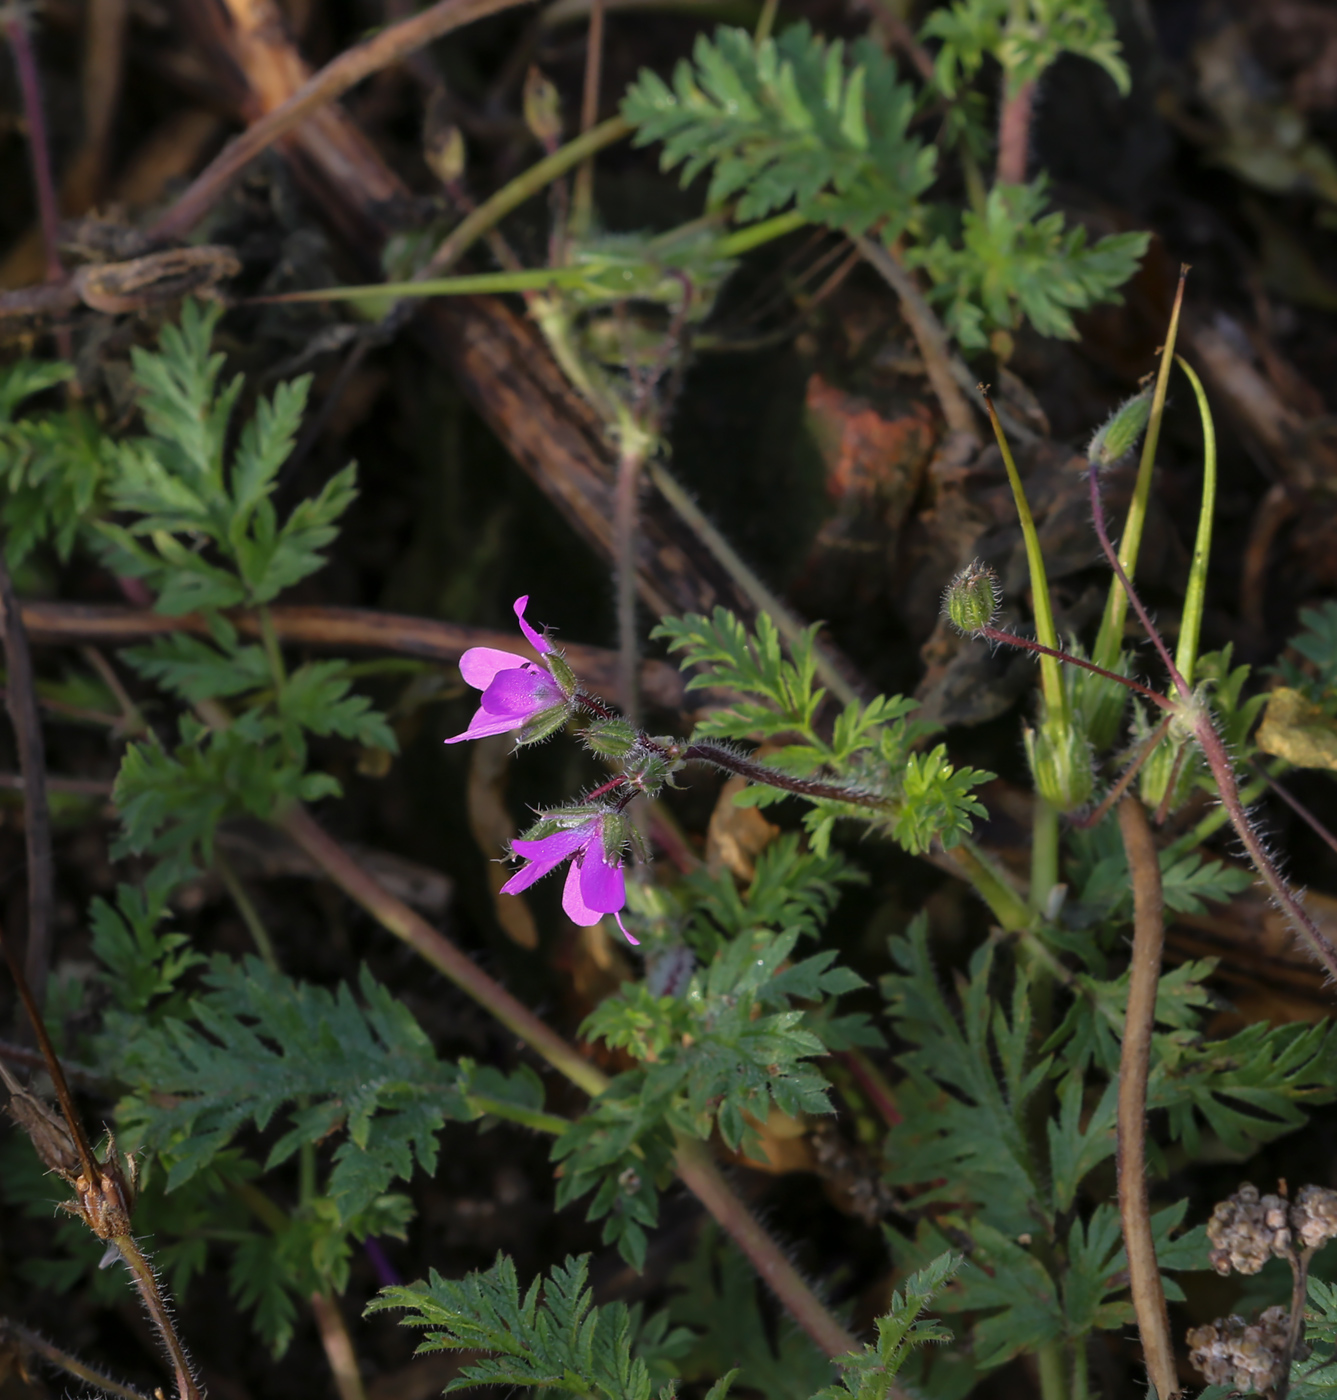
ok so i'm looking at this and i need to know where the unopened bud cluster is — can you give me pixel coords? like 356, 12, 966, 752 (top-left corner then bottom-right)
943, 562, 1001, 637
1207, 1182, 1337, 1275
1187, 1307, 1297, 1394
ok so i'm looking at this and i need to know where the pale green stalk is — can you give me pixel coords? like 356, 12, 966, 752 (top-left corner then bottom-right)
1037, 1341, 1067, 1400
1092, 269, 1187, 671
982, 394, 1065, 722
1030, 798, 1059, 913
1172, 356, 1216, 688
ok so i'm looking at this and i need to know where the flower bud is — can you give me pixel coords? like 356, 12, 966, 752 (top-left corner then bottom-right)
582, 717, 638, 759
523, 66, 563, 151
517, 701, 573, 746
543, 651, 578, 698
943, 562, 1001, 637
1087, 388, 1152, 469
1024, 719, 1094, 812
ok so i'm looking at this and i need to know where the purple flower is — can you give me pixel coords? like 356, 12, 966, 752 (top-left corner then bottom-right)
445, 597, 568, 744
500, 814, 637, 943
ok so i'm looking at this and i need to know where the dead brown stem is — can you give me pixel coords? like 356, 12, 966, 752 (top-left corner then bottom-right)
1116, 797, 1179, 1400
1277, 1246, 1314, 1400
571, 0, 604, 236
0, 549, 55, 1006
62, 0, 130, 212
148, 0, 533, 242
17, 600, 686, 710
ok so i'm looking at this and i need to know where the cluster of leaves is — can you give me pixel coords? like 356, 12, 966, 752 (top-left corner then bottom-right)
554, 837, 879, 1269
621, 12, 1147, 350
86, 301, 396, 871
880, 915, 1335, 1376
372, 1248, 958, 1400
907, 178, 1149, 349
654, 608, 991, 855
1275, 600, 1337, 706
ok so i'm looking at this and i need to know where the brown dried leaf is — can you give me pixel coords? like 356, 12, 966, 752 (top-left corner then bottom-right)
1255, 687, 1337, 770
72, 246, 241, 314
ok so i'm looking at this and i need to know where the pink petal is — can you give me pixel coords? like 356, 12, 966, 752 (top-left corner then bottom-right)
561, 858, 603, 926
612, 910, 639, 946
480, 667, 562, 717
579, 851, 626, 913
444, 706, 526, 744
513, 596, 551, 655
501, 825, 592, 894
460, 647, 527, 690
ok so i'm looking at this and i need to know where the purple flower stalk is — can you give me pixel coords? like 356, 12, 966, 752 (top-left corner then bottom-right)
445, 597, 569, 744
501, 814, 637, 943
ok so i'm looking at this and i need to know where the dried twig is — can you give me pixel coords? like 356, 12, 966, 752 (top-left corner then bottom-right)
148, 0, 534, 242
1116, 796, 1179, 1400
570, 0, 605, 237
0, 548, 55, 1006
310, 1292, 368, 1400
3, 10, 62, 283
996, 80, 1036, 185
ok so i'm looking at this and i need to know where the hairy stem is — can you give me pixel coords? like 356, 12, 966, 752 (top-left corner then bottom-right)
113, 1235, 202, 1400
1115, 797, 1178, 1400
149, 0, 531, 241
0, 1318, 150, 1400
943, 838, 1031, 932
978, 629, 1172, 710
276, 805, 859, 1356
682, 741, 886, 809
0, 547, 54, 1006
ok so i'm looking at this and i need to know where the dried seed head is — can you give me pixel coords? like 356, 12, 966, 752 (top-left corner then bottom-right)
1207, 1183, 1292, 1275
1187, 1307, 1300, 1394
1293, 1184, 1337, 1251
1087, 388, 1153, 470
943, 562, 1001, 637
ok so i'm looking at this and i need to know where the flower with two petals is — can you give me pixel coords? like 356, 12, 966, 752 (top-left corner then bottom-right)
501, 811, 637, 943
445, 596, 576, 745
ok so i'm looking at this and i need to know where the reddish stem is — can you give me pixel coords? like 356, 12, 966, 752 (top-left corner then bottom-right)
4, 14, 63, 284
979, 626, 1174, 710
996, 79, 1035, 186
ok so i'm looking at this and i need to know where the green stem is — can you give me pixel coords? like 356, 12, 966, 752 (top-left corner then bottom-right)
1037, 1340, 1067, 1400
0, 1318, 151, 1400
754, 0, 779, 40
214, 850, 279, 971
424, 115, 632, 277
713, 209, 807, 257
1093, 267, 1188, 671
981, 393, 1065, 722
1160, 771, 1273, 860
113, 1234, 202, 1400
257, 264, 605, 306
948, 838, 1031, 932
1173, 354, 1216, 689
465, 1095, 571, 1136
1030, 797, 1059, 913
258, 606, 288, 690
1070, 1341, 1090, 1400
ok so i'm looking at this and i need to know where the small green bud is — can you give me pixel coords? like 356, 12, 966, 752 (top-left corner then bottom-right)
1024, 719, 1094, 812
517, 701, 573, 746
523, 66, 563, 151
583, 717, 638, 759
543, 650, 578, 698
943, 562, 1001, 636
1087, 388, 1152, 469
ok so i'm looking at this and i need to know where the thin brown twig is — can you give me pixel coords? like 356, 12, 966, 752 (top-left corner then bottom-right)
1115, 796, 1179, 1400
0, 1317, 151, 1400
1069, 715, 1176, 831
996, 79, 1035, 185
0, 548, 55, 1007
147, 0, 534, 242
1278, 1245, 1315, 1400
